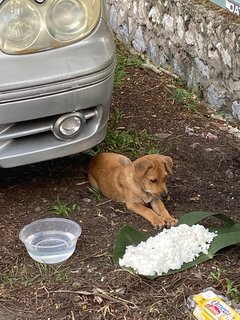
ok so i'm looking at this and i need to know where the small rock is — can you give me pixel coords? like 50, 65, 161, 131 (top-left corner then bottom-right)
155, 132, 171, 139
72, 295, 81, 302
225, 169, 234, 180
205, 132, 218, 140
190, 142, 200, 149
190, 195, 201, 201
115, 287, 126, 294
82, 198, 91, 203
72, 282, 82, 288
34, 206, 41, 212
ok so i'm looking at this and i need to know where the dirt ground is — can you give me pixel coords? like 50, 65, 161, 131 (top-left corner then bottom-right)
0, 50, 240, 320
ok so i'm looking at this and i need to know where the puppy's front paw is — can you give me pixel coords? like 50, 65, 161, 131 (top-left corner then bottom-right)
164, 216, 178, 228
150, 215, 165, 229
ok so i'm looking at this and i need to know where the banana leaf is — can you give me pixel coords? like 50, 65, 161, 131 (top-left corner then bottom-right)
112, 211, 240, 278
177, 211, 236, 226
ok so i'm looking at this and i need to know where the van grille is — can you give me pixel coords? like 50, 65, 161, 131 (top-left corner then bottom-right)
0, 108, 97, 142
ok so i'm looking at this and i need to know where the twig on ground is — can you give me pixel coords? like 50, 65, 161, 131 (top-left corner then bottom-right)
71, 310, 75, 320
71, 251, 108, 263
96, 199, 112, 207
75, 181, 89, 186
49, 288, 138, 310
0, 302, 34, 317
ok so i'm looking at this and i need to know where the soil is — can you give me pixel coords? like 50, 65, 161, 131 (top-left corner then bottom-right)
0, 55, 240, 320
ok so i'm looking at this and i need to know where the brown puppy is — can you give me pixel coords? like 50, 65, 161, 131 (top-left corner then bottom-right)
88, 152, 178, 228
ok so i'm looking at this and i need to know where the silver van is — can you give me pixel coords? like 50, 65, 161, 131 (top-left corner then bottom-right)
0, 0, 115, 168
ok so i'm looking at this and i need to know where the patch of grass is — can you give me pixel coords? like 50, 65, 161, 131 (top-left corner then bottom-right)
108, 107, 125, 128
114, 49, 143, 88
219, 110, 230, 120
52, 196, 80, 217
2, 265, 21, 287
226, 279, 240, 303
88, 186, 102, 203
209, 267, 226, 281
172, 88, 198, 111
93, 128, 163, 158
208, 267, 240, 303
89, 107, 166, 158
37, 263, 71, 283
1, 262, 71, 287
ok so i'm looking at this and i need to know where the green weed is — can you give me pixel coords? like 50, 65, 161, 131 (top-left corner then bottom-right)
108, 107, 125, 128
2, 265, 20, 286
88, 186, 102, 203
208, 267, 240, 303
36, 263, 70, 283
172, 88, 198, 110
52, 196, 80, 217
226, 279, 240, 302
2, 262, 71, 287
89, 107, 166, 158
209, 267, 226, 281
218, 111, 229, 120
114, 49, 143, 88
93, 128, 163, 158
91, 109, 163, 158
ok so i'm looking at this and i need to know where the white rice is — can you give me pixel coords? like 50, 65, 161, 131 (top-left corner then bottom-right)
119, 224, 217, 276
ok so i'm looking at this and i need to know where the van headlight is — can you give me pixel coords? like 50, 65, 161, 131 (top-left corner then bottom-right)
0, 0, 101, 54
0, 0, 41, 52
46, 0, 87, 41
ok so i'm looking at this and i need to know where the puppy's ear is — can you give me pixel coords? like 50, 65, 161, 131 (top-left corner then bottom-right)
163, 156, 173, 175
134, 159, 153, 177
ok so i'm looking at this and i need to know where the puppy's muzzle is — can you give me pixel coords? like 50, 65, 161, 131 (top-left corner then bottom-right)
161, 191, 168, 198
145, 190, 168, 199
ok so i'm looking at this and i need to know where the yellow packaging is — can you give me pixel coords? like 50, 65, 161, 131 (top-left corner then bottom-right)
192, 289, 240, 320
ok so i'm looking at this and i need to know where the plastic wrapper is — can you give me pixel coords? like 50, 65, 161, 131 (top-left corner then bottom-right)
187, 287, 240, 319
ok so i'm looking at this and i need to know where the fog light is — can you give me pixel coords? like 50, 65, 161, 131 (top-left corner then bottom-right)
53, 112, 85, 140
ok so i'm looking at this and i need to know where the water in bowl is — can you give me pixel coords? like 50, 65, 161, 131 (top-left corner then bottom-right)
25, 230, 77, 264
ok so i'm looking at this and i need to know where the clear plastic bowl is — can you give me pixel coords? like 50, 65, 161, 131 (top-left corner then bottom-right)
19, 218, 82, 264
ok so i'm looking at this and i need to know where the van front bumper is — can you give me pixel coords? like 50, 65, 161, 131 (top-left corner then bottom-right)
0, 68, 115, 168
0, 17, 115, 168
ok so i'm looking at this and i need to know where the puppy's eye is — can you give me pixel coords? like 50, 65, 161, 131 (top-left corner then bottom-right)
150, 178, 158, 183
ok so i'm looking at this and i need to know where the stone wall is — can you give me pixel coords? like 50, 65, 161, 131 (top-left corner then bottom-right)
106, 0, 240, 120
